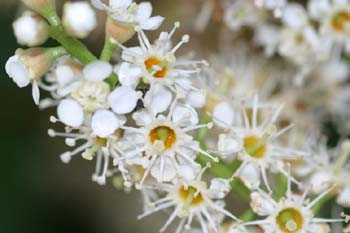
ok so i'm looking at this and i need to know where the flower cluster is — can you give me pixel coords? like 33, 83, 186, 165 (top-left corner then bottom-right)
5, 0, 350, 232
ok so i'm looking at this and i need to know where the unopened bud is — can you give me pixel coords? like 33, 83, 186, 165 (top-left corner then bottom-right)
5, 47, 67, 88
63, 2, 97, 39
106, 16, 135, 44
13, 11, 49, 46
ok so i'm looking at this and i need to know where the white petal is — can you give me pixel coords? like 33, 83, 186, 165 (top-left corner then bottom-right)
239, 163, 261, 190
91, 109, 120, 138
171, 104, 199, 126
209, 178, 231, 198
83, 61, 113, 82
57, 99, 84, 127
5, 55, 30, 88
57, 80, 82, 97
108, 86, 140, 114
336, 187, 350, 207
32, 81, 40, 105
309, 171, 332, 194
144, 84, 172, 115
250, 191, 274, 216
140, 16, 164, 30
282, 3, 307, 28
218, 134, 241, 158
151, 157, 176, 182
307, 0, 329, 20
186, 90, 206, 108
91, 0, 107, 10
132, 109, 152, 126
177, 165, 199, 181
135, 2, 152, 22
213, 102, 234, 128
56, 65, 76, 87
121, 46, 144, 62
110, 0, 132, 8
117, 62, 142, 88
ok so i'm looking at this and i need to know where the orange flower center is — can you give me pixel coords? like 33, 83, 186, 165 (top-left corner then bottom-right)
179, 186, 204, 206
332, 11, 350, 32
149, 126, 176, 149
243, 135, 267, 158
144, 57, 168, 78
276, 208, 303, 233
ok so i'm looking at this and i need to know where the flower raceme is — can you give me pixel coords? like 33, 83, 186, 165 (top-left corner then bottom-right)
5, 0, 350, 232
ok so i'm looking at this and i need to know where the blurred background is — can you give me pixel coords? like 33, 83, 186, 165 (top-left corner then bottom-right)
0, 0, 211, 232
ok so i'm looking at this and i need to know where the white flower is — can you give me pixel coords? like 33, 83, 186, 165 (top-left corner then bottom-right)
308, 0, 350, 49
13, 11, 49, 46
48, 112, 128, 186
116, 23, 206, 99
64, 60, 112, 111
215, 95, 307, 192
308, 140, 350, 207
39, 57, 83, 109
246, 170, 344, 233
254, 0, 286, 17
281, 3, 308, 28
224, 0, 268, 31
120, 102, 216, 185
138, 165, 237, 233
278, 3, 331, 68
254, 23, 280, 56
5, 48, 59, 105
91, 0, 164, 31
56, 60, 113, 127
63, 1, 97, 39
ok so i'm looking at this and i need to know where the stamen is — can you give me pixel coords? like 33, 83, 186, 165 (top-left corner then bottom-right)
168, 21, 180, 40
341, 212, 350, 223
50, 116, 58, 123
171, 34, 190, 53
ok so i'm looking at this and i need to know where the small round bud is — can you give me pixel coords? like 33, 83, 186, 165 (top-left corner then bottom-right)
13, 11, 49, 46
63, 2, 97, 39
6, 47, 66, 88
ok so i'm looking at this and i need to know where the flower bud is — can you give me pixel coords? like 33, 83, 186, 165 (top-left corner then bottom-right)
63, 2, 97, 39
13, 11, 49, 46
106, 16, 135, 44
5, 47, 65, 88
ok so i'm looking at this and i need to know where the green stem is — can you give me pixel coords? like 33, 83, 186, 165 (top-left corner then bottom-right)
312, 194, 335, 215
49, 26, 97, 64
45, 11, 61, 27
100, 38, 119, 88
106, 73, 119, 88
100, 38, 117, 61
240, 209, 256, 222
273, 174, 288, 201
46, 46, 68, 60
